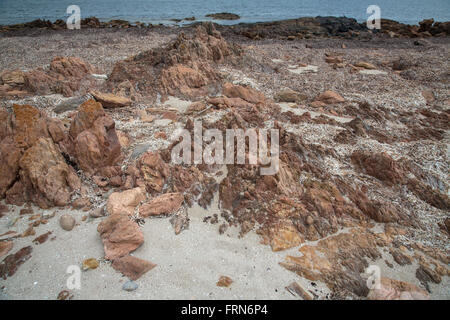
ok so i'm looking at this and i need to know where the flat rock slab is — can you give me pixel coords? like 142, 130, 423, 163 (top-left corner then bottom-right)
288, 65, 318, 74
359, 69, 388, 75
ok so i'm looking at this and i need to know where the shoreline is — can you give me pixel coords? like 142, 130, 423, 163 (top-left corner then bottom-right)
1, 16, 449, 39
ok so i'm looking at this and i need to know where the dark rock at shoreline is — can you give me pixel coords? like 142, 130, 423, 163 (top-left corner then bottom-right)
206, 13, 240, 20
1, 16, 448, 40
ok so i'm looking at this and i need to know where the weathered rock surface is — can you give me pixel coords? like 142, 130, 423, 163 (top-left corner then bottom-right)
68, 99, 122, 176
1, 57, 96, 98
139, 193, 184, 217
316, 90, 345, 104
97, 214, 144, 260
111, 255, 156, 280
108, 23, 242, 102
0, 246, 32, 279
0, 241, 13, 259
90, 91, 132, 108
367, 277, 429, 300
106, 187, 146, 216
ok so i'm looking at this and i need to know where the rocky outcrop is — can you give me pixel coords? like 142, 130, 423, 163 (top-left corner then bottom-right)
351, 151, 404, 187
108, 23, 242, 102
0, 105, 81, 208
0, 57, 97, 98
68, 99, 122, 176
15, 137, 81, 208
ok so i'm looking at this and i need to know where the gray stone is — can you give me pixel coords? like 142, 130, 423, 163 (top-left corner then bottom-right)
131, 143, 151, 159
54, 97, 85, 114
122, 280, 138, 292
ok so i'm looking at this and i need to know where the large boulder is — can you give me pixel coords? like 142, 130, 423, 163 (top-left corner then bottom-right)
11, 104, 50, 149
14, 137, 81, 208
90, 91, 132, 108
68, 99, 122, 176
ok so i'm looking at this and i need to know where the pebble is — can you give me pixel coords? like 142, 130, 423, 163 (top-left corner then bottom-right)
59, 214, 76, 231
122, 280, 138, 291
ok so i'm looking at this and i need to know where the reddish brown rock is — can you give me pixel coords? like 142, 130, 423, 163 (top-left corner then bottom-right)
316, 90, 345, 104
137, 151, 170, 193
97, 214, 144, 260
68, 99, 122, 176
351, 151, 404, 186
11, 104, 50, 149
222, 82, 265, 105
106, 187, 146, 216
33, 231, 52, 245
217, 276, 233, 287
90, 91, 132, 108
139, 193, 184, 217
23, 57, 96, 97
111, 255, 156, 280
281, 229, 381, 297
0, 137, 22, 198
11, 138, 80, 208
0, 241, 13, 259
207, 96, 254, 109
354, 61, 377, 70
107, 23, 241, 101
367, 277, 429, 300
0, 246, 33, 279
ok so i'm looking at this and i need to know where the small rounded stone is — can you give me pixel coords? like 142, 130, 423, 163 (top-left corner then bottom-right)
59, 214, 76, 231
122, 280, 138, 292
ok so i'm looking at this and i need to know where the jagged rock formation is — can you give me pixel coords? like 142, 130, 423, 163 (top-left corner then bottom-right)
0, 57, 97, 98
107, 23, 242, 102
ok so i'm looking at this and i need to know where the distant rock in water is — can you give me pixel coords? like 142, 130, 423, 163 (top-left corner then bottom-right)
206, 13, 240, 20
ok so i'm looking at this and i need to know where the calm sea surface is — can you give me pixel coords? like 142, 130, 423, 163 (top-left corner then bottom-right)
0, 0, 449, 26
